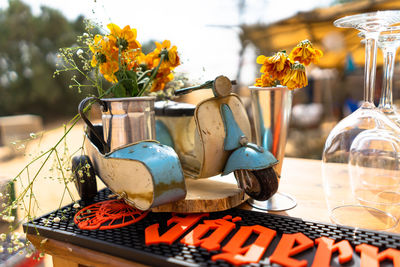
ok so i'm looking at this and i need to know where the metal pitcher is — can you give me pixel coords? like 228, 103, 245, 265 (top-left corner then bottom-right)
79, 96, 156, 153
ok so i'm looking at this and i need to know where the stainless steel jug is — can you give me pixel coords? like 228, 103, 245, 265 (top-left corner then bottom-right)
79, 96, 156, 153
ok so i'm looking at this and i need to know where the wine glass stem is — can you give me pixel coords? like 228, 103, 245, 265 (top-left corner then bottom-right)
364, 33, 379, 105
379, 47, 396, 111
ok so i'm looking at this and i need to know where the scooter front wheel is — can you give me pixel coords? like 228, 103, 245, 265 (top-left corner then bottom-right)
72, 155, 97, 200
234, 168, 279, 201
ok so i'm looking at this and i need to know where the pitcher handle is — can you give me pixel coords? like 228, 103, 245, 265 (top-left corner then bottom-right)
78, 97, 110, 153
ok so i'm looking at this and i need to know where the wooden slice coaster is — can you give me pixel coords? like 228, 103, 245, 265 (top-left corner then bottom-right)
152, 173, 247, 213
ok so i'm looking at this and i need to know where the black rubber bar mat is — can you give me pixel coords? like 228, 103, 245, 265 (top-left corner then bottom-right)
24, 188, 400, 266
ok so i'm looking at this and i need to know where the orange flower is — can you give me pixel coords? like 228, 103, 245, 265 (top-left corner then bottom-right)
100, 60, 119, 83
150, 70, 174, 92
107, 23, 141, 52
281, 62, 308, 90
254, 73, 275, 87
257, 52, 292, 80
289, 40, 323, 66
121, 50, 142, 71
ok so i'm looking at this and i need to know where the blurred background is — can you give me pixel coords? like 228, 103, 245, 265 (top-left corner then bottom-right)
1, 0, 400, 162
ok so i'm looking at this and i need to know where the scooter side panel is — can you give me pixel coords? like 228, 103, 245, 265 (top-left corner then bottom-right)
85, 139, 155, 210
195, 94, 252, 178
85, 139, 186, 211
109, 142, 187, 208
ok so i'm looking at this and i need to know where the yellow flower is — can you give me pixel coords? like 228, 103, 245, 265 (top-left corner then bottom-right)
152, 40, 180, 70
107, 23, 141, 52
289, 40, 323, 66
281, 62, 308, 90
89, 34, 119, 83
254, 73, 275, 87
136, 52, 155, 70
257, 52, 291, 80
90, 35, 110, 66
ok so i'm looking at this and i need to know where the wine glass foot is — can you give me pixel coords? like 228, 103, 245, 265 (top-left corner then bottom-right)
247, 192, 297, 211
330, 205, 398, 231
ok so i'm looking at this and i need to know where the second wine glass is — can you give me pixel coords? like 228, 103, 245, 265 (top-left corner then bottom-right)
378, 26, 400, 124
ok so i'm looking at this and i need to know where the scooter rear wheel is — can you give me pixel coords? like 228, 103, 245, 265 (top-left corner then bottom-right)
234, 167, 279, 201
72, 155, 97, 200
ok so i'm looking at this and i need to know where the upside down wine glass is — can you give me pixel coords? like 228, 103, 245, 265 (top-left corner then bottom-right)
347, 26, 400, 230
322, 10, 400, 230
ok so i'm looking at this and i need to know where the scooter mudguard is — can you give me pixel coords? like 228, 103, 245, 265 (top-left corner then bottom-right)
223, 146, 278, 175
84, 126, 186, 211
221, 104, 246, 151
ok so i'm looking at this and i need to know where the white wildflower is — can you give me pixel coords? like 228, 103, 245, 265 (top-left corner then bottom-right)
11, 232, 21, 240
73, 203, 80, 209
53, 217, 61, 223
83, 33, 89, 37
2, 215, 15, 223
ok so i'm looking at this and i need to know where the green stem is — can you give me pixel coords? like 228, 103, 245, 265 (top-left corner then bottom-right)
54, 149, 75, 204
137, 69, 153, 82
139, 53, 166, 96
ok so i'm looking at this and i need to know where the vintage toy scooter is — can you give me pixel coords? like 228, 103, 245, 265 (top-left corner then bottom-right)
156, 76, 280, 201
72, 98, 187, 211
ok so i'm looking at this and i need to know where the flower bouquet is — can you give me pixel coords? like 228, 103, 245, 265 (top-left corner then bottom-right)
60, 23, 181, 98
254, 39, 323, 89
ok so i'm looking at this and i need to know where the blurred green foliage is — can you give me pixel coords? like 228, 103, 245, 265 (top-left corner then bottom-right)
0, 0, 93, 121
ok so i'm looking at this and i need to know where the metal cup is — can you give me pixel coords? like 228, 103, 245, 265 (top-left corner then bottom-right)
79, 96, 156, 153
248, 86, 295, 211
249, 86, 293, 175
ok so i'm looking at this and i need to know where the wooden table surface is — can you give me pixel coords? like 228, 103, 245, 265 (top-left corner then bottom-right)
27, 157, 400, 267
